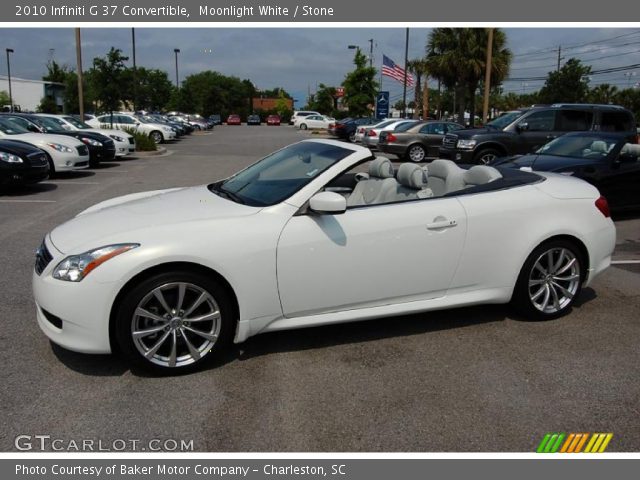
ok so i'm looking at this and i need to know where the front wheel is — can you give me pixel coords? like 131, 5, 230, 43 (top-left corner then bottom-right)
300, 123, 308, 130
512, 240, 584, 320
149, 131, 164, 144
474, 148, 500, 165
348, 132, 357, 143
115, 271, 235, 374
407, 144, 427, 162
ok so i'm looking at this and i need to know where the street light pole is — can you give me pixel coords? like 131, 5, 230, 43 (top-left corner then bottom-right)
5, 48, 14, 112
75, 29, 84, 120
132, 28, 137, 111
174, 48, 181, 89
368, 38, 374, 68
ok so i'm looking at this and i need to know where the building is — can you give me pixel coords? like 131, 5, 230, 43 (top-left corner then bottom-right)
252, 97, 293, 112
0, 75, 65, 112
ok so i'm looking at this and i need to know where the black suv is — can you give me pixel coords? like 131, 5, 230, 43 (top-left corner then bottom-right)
439, 104, 636, 164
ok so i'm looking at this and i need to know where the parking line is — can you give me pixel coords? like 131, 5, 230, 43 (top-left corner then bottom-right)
0, 199, 56, 203
611, 260, 640, 265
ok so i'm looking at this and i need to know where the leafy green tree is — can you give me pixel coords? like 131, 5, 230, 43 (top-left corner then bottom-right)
407, 58, 429, 118
589, 83, 618, 104
309, 83, 337, 114
342, 50, 378, 117
538, 58, 591, 104
124, 67, 173, 111
43, 60, 71, 84
90, 48, 130, 119
62, 70, 95, 113
0, 90, 10, 106
37, 96, 59, 113
427, 28, 512, 126
613, 88, 640, 124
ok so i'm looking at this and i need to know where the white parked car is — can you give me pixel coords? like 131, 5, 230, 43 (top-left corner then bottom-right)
362, 119, 418, 149
36, 114, 136, 158
0, 117, 89, 173
296, 115, 334, 130
88, 113, 176, 144
290, 110, 321, 126
33, 140, 615, 373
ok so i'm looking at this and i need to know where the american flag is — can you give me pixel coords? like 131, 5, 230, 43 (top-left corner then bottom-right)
382, 55, 414, 86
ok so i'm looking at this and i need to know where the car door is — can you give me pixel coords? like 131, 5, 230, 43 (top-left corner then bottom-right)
276, 198, 467, 317
516, 110, 559, 154
418, 122, 447, 157
598, 146, 640, 209
306, 116, 321, 129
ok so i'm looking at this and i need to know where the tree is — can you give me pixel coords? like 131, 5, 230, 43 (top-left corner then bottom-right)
62, 70, 95, 113
342, 50, 378, 117
43, 60, 71, 84
613, 88, 640, 124
308, 83, 337, 114
37, 96, 59, 113
538, 58, 591, 104
589, 83, 618, 104
407, 58, 429, 118
124, 67, 173, 111
0, 90, 10, 106
90, 48, 130, 120
427, 28, 512, 126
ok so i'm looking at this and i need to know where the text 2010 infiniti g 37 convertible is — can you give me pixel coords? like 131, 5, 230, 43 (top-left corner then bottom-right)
33, 139, 616, 373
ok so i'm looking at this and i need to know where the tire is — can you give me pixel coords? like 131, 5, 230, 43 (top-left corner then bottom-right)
348, 132, 357, 143
511, 239, 584, 320
150, 131, 164, 144
89, 155, 100, 169
406, 144, 427, 162
45, 153, 56, 176
300, 123, 308, 130
474, 148, 500, 165
114, 270, 236, 374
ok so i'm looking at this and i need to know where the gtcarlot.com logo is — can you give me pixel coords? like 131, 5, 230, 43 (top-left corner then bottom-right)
536, 433, 613, 453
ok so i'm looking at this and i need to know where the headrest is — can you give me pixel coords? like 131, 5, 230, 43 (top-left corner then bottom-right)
397, 163, 428, 190
464, 165, 502, 186
369, 157, 394, 178
428, 159, 461, 179
590, 141, 607, 153
621, 143, 640, 156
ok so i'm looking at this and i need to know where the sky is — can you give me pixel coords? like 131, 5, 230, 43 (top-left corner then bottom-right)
1, 27, 639, 107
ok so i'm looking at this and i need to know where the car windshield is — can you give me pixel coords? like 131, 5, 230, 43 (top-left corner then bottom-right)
210, 142, 353, 207
63, 116, 92, 129
537, 135, 619, 158
486, 111, 526, 129
35, 116, 67, 132
0, 117, 30, 135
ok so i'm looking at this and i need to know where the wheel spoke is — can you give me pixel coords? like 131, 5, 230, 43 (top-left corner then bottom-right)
133, 324, 168, 338
546, 251, 555, 272
183, 292, 207, 317
185, 311, 220, 323
540, 285, 551, 310
181, 329, 201, 361
182, 326, 217, 342
135, 307, 166, 323
553, 273, 579, 282
176, 283, 186, 311
556, 257, 576, 275
144, 330, 171, 358
153, 289, 173, 315
534, 262, 548, 276
531, 285, 546, 301
551, 281, 574, 299
552, 249, 566, 274
529, 278, 545, 287
168, 331, 177, 368
549, 284, 561, 310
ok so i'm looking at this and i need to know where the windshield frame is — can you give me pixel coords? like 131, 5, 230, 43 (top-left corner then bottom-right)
486, 110, 527, 130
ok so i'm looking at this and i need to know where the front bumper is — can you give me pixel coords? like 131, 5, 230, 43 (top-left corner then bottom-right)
0, 163, 49, 185
32, 237, 114, 354
50, 150, 90, 171
438, 147, 474, 163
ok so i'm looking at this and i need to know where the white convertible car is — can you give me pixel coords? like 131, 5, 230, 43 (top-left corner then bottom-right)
33, 139, 615, 372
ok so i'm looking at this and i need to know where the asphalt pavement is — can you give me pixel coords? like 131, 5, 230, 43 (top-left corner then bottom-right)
1, 125, 639, 452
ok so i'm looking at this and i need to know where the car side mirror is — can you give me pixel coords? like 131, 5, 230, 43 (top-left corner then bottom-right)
309, 192, 347, 215
516, 122, 529, 132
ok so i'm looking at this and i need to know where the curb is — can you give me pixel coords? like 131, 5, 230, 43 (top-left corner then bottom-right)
130, 146, 167, 157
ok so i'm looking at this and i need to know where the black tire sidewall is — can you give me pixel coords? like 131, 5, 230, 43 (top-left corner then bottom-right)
114, 270, 235, 374
474, 148, 500, 165
512, 239, 585, 320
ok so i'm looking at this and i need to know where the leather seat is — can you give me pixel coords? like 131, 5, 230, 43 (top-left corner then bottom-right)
346, 157, 398, 207
463, 165, 502, 187
620, 143, 640, 157
425, 159, 466, 196
379, 163, 433, 203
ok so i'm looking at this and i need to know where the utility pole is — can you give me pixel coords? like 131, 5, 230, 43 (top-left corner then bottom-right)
173, 48, 180, 89
557, 45, 563, 71
132, 28, 137, 112
5, 49, 13, 112
402, 28, 409, 118
368, 38, 374, 68
75, 29, 84, 120
482, 27, 494, 125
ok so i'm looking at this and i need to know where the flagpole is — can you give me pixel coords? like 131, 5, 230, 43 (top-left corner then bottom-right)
402, 28, 409, 118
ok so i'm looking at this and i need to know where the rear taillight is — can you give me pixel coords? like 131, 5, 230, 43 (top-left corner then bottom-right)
387, 133, 397, 143
368, 130, 377, 137
634, 134, 639, 144
336, 124, 344, 129
595, 196, 610, 218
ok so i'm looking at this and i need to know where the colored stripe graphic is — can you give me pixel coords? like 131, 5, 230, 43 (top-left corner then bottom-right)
537, 433, 613, 453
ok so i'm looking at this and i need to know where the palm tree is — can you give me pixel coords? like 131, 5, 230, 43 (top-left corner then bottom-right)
427, 28, 512, 126
407, 58, 429, 118
589, 83, 618, 104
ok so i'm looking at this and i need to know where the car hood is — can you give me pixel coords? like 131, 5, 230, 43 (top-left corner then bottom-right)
0, 138, 44, 155
492, 154, 599, 171
49, 185, 261, 253
6, 132, 84, 148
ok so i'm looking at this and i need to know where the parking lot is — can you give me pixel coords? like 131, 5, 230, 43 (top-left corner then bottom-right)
1, 125, 639, 452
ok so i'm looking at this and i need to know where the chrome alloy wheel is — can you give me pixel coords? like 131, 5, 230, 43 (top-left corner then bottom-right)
131, 282, 221, 368
528, 248, 581, 314
408, 145, 426, 162
479, 152, 496, 164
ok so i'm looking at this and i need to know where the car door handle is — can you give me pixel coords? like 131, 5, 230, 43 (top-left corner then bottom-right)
427, 219, 458, 230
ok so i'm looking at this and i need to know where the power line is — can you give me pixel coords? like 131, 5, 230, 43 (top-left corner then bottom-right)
510, 29, 640, 58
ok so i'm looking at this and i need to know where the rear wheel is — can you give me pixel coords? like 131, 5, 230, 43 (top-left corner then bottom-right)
45, 153, 56, 176
407, 144, 427, 162
512, 240, 584, 320
115, 270, 235, 374
150, 131, 164, 144
348, 132, 357, 143
474, 148, 500, 165
300, 123, 308, 130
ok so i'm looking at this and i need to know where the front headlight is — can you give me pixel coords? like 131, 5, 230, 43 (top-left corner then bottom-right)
46, 143, 75, 153
0, 151, 23, 163
81, 137, 103, 147
456, 139, 477, 150
162, 126, 172, 132
109, 135, 126, 142
52, 244, 139, 282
